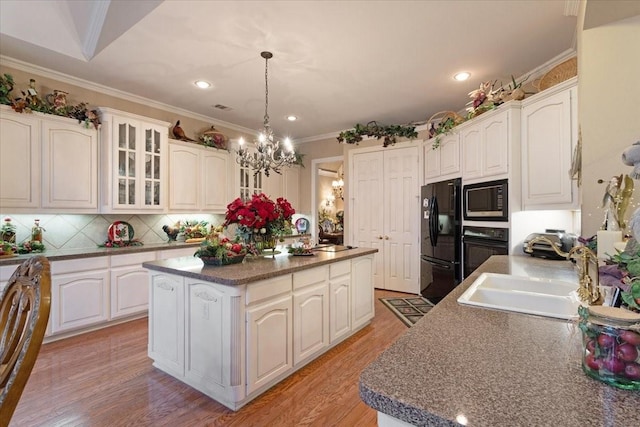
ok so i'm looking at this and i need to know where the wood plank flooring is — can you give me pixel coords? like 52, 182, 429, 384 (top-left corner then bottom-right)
10, 289, 411, 427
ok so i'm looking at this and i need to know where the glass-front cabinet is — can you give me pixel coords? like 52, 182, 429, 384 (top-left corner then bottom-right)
238, 152, 263, 201
99, 108, 169, 212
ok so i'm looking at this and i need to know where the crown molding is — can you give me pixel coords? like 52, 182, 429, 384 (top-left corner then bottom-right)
0, 55, 258, 136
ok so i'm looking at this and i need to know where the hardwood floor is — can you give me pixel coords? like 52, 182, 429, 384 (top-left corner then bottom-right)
10, 289, 411, 427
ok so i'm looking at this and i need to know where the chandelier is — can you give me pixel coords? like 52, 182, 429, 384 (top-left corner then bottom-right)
236, 51, 296, 177
332, 175, 344, 200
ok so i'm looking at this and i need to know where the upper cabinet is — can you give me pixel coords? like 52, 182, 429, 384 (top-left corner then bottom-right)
424, 132, 460, 184
461, 104, 520, 182
521, 78, 578, 210
98, 108, 169, 213
0, 106, 98, 212
262, 165, 301, 209
168, 139, 230, 213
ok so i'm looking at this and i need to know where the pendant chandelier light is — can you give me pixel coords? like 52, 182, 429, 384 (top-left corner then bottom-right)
236, 51, 296, 177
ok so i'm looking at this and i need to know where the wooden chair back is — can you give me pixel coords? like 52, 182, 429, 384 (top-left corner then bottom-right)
0, 256, 51, 426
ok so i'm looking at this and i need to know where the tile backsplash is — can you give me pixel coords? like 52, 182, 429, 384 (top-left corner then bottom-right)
0, 213, 225, 250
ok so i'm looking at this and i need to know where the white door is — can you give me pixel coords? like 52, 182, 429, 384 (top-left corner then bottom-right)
383, 146, 420, 293
351, 151, 384, 288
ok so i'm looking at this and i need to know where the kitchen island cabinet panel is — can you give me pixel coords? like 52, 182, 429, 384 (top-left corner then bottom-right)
148, 273, 185, 376
143, 248, 376, 410
246, 294, 293, 394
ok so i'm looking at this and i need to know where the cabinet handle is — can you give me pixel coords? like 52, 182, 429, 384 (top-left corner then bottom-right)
195, 291, 218, 302
377, 235, 383, 240
384, 236, 389, 240
157, 282, 174, 291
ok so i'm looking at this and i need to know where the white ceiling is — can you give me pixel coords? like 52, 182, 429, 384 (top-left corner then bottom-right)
0, 1, 579, 142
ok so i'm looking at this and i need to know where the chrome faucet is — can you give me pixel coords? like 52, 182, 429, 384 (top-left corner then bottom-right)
524, 236, 600, 304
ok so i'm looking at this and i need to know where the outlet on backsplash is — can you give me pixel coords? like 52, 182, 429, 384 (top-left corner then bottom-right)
0, 213, 225, 250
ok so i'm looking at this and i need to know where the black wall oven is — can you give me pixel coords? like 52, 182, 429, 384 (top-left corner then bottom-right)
463, 179, 508, 221
463, 226, 509, 278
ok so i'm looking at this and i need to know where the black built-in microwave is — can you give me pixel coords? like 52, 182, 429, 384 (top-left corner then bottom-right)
463, 179, 508, 221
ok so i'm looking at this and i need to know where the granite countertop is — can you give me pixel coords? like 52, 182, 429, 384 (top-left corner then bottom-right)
142, 246, 377, 286
359, 255, 640, 427
0, 241, 201, 266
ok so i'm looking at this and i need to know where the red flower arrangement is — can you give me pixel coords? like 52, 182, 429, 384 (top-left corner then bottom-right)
224, 193, 295, 237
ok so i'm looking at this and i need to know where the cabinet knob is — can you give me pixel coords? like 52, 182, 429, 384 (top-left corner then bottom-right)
377, 235, 383, 240
384, 236, 389, 240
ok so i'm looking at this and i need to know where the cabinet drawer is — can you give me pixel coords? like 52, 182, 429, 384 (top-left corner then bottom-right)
51, 256, 109, 275
111, 251, 156, 267
246, 275, 292, 306
329, 261, 350, 279
293, 266, 328, 290
157, 247, 197, 260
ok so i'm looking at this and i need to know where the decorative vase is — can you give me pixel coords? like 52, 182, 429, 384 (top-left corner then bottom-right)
254, 233, 277, 254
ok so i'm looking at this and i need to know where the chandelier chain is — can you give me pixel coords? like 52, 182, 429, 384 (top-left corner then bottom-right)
264, 54, 269, 126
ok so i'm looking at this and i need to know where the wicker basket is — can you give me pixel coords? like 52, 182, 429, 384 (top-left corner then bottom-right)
426, 111, 465, 135
536, 57, 577, 92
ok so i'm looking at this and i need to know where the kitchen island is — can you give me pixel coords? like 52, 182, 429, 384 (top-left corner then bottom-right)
360, 255, 640, 427
142, 247, 376, 410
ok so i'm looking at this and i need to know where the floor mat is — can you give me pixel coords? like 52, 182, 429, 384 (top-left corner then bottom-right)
379, 297, 435, 327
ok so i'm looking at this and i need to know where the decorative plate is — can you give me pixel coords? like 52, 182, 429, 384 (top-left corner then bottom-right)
108, 221, 134, 243
295, 218, 310, 234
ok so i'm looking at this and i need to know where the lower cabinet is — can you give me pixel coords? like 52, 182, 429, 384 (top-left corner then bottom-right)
50, 257, 110, 334
148, 273, 184, 376
110, 252, 156, 319
329, 261, 351, 343
147, 255, 374, 410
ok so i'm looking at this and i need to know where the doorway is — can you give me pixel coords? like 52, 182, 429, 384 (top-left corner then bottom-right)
311, 156, 344, 246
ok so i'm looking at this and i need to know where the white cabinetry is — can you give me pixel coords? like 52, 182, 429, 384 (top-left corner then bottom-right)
521, 78, 578, 209
292, 266, 329, 366
329, 261, 351, 343
261, 165, 301, 208
0, 108, 40, 209
351, 255, 374, 330
98, 108, 169, 212
423, 133, 460, 183
0, 106, 98, 212
42, 118, 98, 210
168, 139, 230, 212
110, 251, 156, 319
148, 272, 185, 375
50, 257, 110, 334
147, 253, 374, 410
351, 145, 420, 293
246, 276, 292, 395
461, 105, 519, 181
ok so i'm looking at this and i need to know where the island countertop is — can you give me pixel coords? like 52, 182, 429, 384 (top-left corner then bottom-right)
359, 255, 640, 427
142, 246, 378, 285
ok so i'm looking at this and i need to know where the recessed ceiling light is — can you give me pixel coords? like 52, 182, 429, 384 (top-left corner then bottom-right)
453, 72, 471, 81
287, 115, 298, 121
194, 80, 211, 89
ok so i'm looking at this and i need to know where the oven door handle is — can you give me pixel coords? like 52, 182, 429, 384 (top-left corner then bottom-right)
421, 255, 455, 269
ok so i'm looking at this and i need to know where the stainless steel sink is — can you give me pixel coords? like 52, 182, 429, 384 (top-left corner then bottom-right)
457, 273, 581, 320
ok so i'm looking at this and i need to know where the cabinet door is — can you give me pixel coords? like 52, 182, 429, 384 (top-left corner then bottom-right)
42, 120, 98, 209
141, 123, 165, 209
51, 270, 110, 333
202, 149, 229, 212
461, 126, 482, 179
148, 273, 184, 375
169, 142, 200, 210
522, 89, 575, 208
283, 166, 300, 209
262, 172, 283, 200
0, 109, 41, 208
110, 266, 150, 318
112, 116, 139, 208
423, 140, 441, 180
293, 283, 329, 366
329, 276, 351, 343
439, 133, 461, 177
351, 255, 374, 330
237, 153, 263, 200
246, 294, 292, 394
482, 112, 509, 177
185, 281, 226, 388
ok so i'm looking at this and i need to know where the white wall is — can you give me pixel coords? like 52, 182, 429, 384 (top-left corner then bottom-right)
579, 9, 640, 237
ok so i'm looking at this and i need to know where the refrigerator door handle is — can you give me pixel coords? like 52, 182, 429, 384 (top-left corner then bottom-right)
431, 196, 439, 246
428, 196, 435, 247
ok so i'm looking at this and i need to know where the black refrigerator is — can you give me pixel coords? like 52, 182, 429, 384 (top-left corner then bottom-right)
420, 178, 462, 303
